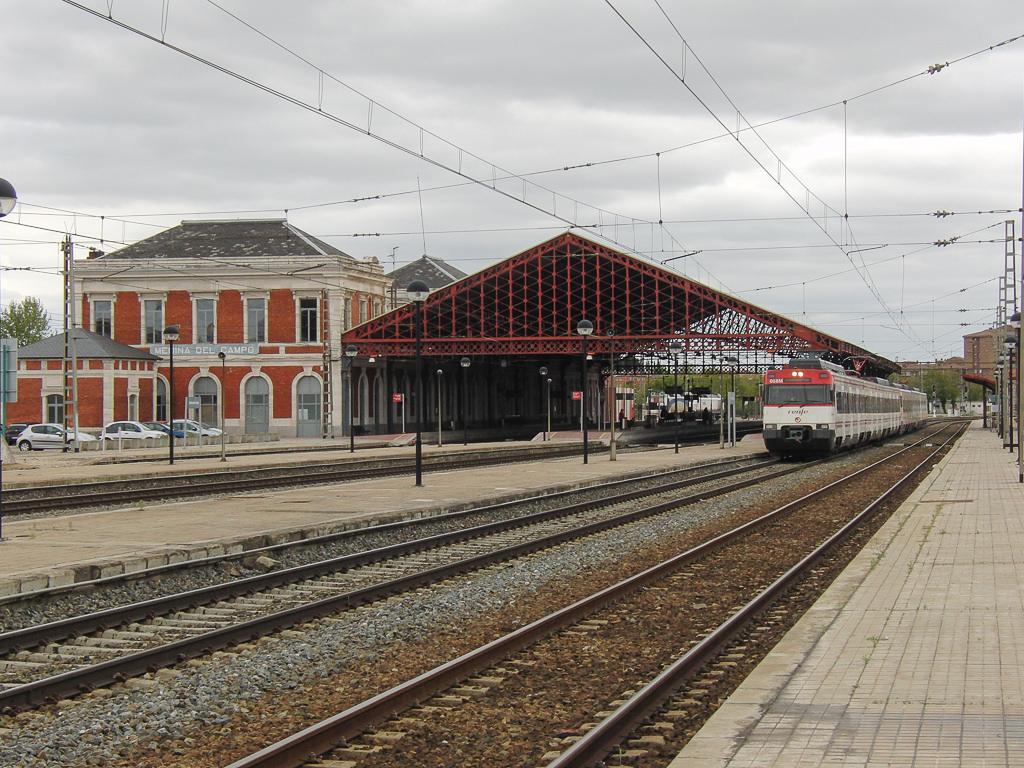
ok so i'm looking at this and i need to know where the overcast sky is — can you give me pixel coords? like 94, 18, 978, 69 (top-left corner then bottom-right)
2, 0, 1022, 363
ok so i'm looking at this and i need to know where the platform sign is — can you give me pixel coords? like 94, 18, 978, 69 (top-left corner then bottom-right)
0, 339, 17, 404
571, 391, 582, 401
392, 393, 404, 403
185, 396, 201, 410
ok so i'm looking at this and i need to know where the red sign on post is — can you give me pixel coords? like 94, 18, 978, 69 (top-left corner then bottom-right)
571, 391, 583, 401
392, 393, 404, 403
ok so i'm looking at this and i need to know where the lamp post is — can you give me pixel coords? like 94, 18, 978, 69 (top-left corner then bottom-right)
577, 319, 594, 464
163, 325, 180, 465
723, 355, 739, 447
998, 351, 1006, 440
407, 280, 429, 486
1006, 334, 1017, 453
539, 366, 549, 441
344, 344, 358, 453
1012, 311, 1022, 482
460, 357, 470, 446
0, 178, 17, 543
669, 340, 683, 454
436, 368, 443, 447
607, 331, 617, 462
217, 351, 227, 462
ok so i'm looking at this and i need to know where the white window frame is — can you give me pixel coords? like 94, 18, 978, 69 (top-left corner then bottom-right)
141, 297, 166, 344
296, 295, 320, 343
91, 296, 115, 338
244, 294, 269, 344
193, 296, 218, 344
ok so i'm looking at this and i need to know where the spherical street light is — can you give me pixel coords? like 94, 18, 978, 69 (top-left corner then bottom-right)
345, 344, 358, 453
0, 178, 17, 218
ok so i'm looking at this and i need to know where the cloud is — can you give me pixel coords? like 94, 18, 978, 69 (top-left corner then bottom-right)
1, 0, 1020, 362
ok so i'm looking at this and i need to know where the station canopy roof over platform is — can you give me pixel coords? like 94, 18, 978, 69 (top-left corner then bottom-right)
344, 232, 900, 377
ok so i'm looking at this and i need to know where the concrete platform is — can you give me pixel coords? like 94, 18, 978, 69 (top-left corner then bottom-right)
670, 421, 1024, 767
0, 438, 763, 596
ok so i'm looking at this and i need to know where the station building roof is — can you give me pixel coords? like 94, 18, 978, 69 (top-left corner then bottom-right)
18, 329, 159, 360
92, 218, 354, 261
344, 232, 900, 377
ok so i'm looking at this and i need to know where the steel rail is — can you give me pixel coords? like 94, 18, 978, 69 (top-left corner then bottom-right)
0, 454, 766, 608
222, 423, 961, 768
0, 456, 792, 712
545, 420, 966, 768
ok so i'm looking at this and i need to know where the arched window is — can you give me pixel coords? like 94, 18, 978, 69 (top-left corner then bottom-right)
193, 375, 218, 427
155, 378, 168, 422
244, 376, 270, 434
46, 394, 64, 424
295, 375, 321, 437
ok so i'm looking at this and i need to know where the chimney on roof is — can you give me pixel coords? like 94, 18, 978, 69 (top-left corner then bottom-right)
87, 248, 104, 259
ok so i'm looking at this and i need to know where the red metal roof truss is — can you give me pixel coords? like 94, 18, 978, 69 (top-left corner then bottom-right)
343, 233, 895, 373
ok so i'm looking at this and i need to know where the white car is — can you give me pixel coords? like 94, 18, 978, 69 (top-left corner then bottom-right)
101, 421, 167, 441
172, 419, 222, 437
16, 423, 97, 451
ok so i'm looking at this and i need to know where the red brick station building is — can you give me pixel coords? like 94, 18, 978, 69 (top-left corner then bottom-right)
10, 219, 393, 437
10, 223, 898, 438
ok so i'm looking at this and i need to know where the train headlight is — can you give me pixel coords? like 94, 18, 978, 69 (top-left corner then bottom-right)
816, 423, 830, 430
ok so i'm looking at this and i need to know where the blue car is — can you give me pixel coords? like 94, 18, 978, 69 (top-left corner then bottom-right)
144, 421, 186, 439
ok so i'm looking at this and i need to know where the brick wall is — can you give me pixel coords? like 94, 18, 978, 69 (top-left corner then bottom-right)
161, 366, 199, 422
113, 377, 129, 421
7, 378, 42, 422
77, 377, 104, 427
268, 289, 295, 343
138, 377, 154, 422
216, 365, 251, 419
114, 291, 140, 344
218, 290, 243, 343
265, 365, 303, 418
166, 290, 193, 343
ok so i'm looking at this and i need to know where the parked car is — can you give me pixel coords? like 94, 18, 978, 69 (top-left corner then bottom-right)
15, 423, 96, 451
171, 419, 223, 437
47, 423, 97, 444
101, 421, 167, 441
143, 421, 186, 439
3, 423, 29, 446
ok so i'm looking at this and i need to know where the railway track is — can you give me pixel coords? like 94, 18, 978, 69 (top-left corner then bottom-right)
219, 421, 963, 768
0, 452, 793, 712
1, 442, 597, 516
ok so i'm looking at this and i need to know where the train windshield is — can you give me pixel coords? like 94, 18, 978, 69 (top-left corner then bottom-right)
764, 384, 832, 405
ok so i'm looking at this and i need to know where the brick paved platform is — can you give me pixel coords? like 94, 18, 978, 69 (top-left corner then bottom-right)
670, 421, 1024, 767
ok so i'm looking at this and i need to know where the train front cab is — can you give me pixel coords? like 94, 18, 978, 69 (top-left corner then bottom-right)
761, 367, 836, 456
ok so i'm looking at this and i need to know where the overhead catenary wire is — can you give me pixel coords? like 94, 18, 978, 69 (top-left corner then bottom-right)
57, 0, 744, 292
606, 0, 997, 358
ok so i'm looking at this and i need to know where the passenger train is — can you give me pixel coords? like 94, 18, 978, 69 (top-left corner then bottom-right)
762, 357, 927, 456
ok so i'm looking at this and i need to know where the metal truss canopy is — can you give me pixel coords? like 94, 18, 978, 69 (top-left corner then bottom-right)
344, 233, 899, 376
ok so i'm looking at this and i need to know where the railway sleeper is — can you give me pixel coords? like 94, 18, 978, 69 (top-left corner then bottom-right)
42, 644, 126, 658
67, 636, 144, 649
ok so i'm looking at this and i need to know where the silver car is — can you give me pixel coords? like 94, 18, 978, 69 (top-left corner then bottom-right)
101, 421, 167, 441
16, 423, 97, 451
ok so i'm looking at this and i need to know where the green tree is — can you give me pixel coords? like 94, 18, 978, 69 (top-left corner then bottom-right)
0, 297, 51, 347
